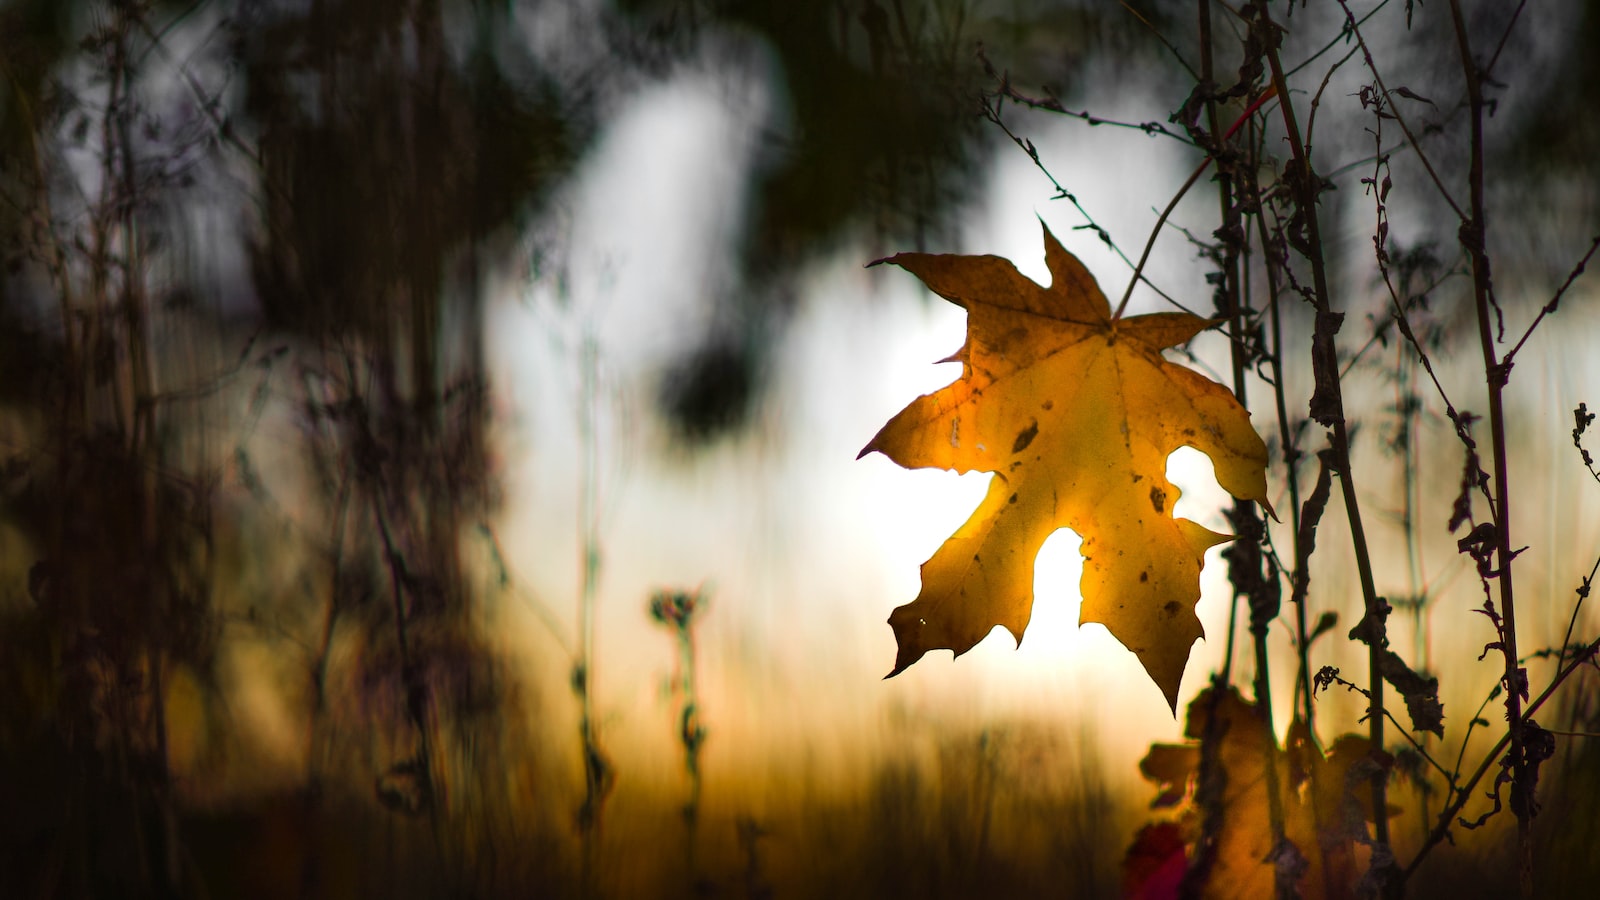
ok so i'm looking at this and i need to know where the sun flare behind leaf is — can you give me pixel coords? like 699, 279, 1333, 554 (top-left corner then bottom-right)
860, 221, 1271, 711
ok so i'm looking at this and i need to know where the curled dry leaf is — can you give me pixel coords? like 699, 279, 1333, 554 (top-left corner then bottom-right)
862, 221, 1271, 709
1129, 688, 1390, 900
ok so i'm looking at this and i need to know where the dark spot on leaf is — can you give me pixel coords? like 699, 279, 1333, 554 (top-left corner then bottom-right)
1163, 601, 1180, 618
1149, 486, 1167, 514
1041, 400, 1054, 411
1132, 474, 1143, 483
1008, 493, 1018, 504
1012, 420, 1039, 454
973, 553, 981, 562
1140, 571, 1149, 582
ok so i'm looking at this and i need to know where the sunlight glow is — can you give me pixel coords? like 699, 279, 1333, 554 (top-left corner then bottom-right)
486, 38, 1265, 794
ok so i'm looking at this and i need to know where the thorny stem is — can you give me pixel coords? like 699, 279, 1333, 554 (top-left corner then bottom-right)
1445, 2, 1530, 894
651, 589, 708, 887
988, 79, 1197, 146
1331, 417, 1391, 841
678, 620, 702, 875
367, 428, 440, 831
1451, 683, 1501, 784
1258, 4, 1395, 891
299, 439, 353, 899
1396, 344, 1436, 836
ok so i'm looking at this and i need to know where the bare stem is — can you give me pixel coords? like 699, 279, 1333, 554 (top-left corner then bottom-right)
1445, 1, 1529, 894
1197, 4, 1289, 893
1258, 5, 1395, 891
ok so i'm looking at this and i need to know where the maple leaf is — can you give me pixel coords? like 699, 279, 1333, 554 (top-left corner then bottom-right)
861, 221, 1271, 710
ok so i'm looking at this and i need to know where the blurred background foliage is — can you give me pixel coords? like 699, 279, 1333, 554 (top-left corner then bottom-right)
1, 0, 1598, 898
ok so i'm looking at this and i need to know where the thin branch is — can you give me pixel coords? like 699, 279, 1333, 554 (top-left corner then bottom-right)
1404, 636, 1600, 882
1451, 685, 1500, 787
989, 81, 1197, 146
1334, 258, 1463, 381
1286, 0, 1391, 78
1556, 556, 1599, 677
1334, 0, 1465, 220
1114, 154, 1216, 319
1303, 44, 1359, 157
1502, 234, 1600, 370
979, 90, 1185, 310
1114, 85, 1278, 318
131, 13, 263, 169
1485, 0, 1531, 80
1117, 0, 1199, 81
1322, 670, 1455, 784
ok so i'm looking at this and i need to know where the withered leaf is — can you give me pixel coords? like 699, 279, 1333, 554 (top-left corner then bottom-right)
1129, 689, 1388, 899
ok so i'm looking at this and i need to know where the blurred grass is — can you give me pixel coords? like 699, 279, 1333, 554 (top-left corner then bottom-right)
158, 712, 1126, 900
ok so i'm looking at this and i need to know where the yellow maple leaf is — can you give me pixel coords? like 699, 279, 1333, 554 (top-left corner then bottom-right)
862, 221, 1271, 709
